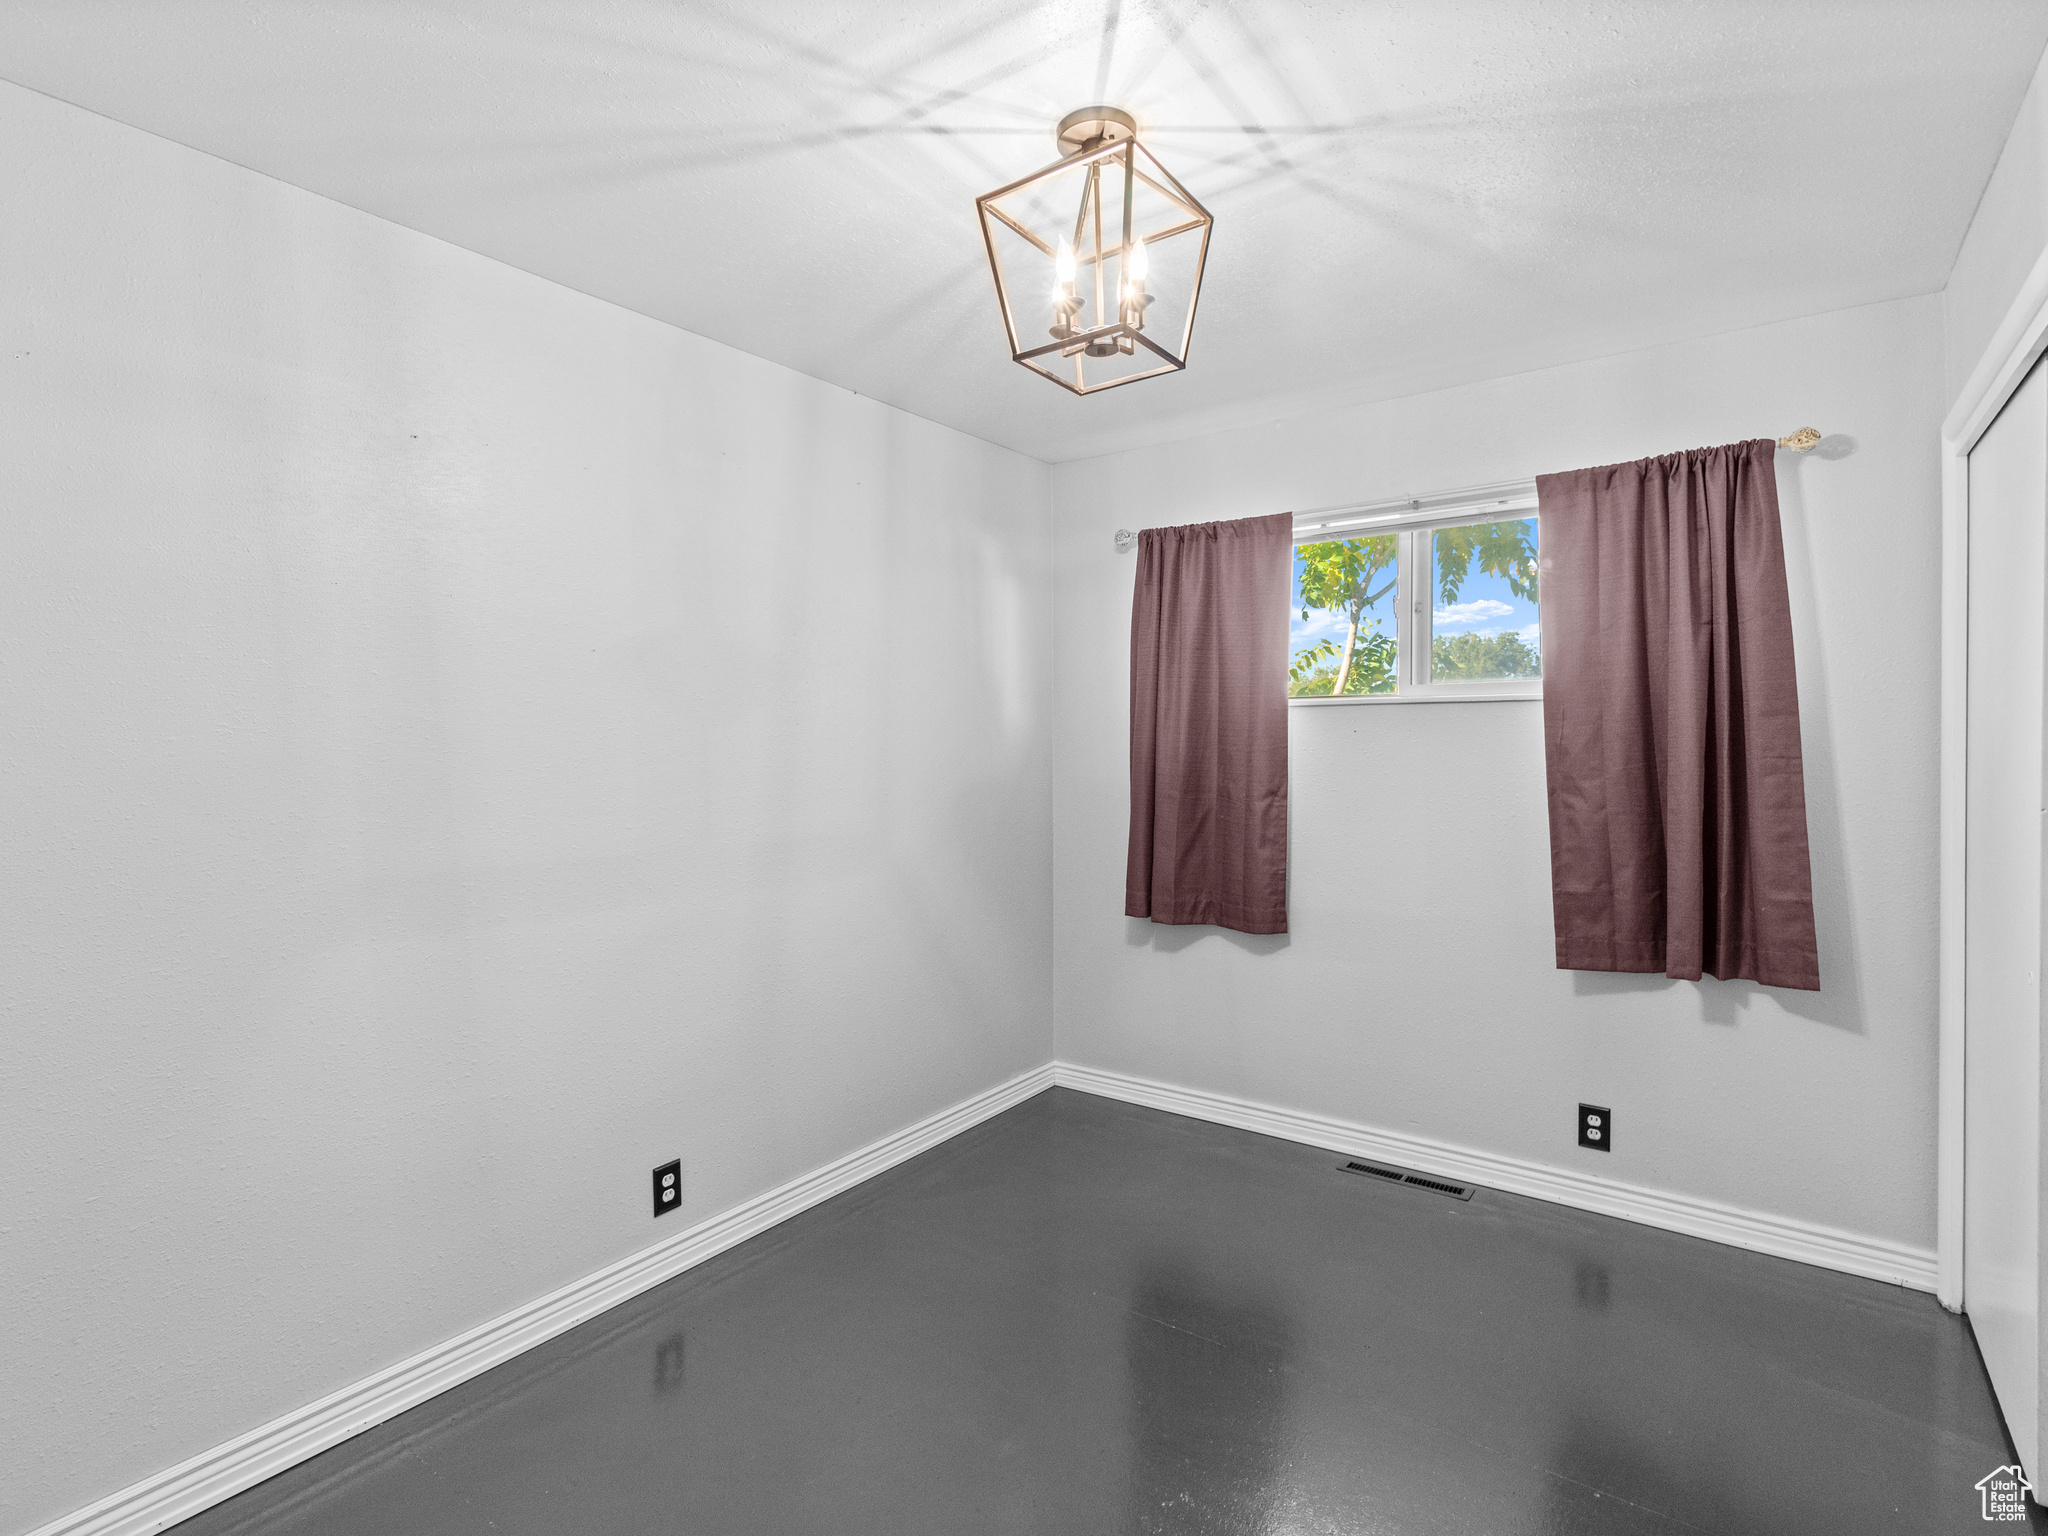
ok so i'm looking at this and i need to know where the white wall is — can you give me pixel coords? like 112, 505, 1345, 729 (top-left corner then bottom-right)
1052, 295, 1945, 1258
0, 82, 1052, 1536
1948, 42, 2048, 406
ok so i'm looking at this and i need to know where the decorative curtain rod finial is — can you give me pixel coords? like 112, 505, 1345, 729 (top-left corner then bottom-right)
1115, 528, 1138, 552
1778, 427, 1823, 452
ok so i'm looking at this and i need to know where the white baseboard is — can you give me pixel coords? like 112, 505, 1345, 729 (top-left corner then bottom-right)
27, 1063, 1057, 1536
1052, 1061, 1938, 1293
31, 1056, 1936, 1536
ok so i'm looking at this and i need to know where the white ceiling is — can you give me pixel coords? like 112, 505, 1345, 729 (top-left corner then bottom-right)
2, 2, 2042, 462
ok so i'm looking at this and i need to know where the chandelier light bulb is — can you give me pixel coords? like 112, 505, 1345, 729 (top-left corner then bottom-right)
1055, 237, 1077, 286
1125, 236, 1148, 284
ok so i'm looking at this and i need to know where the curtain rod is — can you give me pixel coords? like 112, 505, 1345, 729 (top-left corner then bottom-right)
1290, 429, 1827, 535
1111, 429, 1825, 550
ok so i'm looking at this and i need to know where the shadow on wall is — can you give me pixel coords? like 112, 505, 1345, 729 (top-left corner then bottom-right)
1125, 916, 1290, 955
1567, 967, 1858, 1033
1765, 443, 1866, 1035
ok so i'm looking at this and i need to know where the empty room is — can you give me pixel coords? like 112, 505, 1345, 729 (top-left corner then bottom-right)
10, 4, 2048, 1533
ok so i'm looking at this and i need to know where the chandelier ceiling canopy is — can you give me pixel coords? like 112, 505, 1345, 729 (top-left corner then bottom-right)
975, 106, 1213, 396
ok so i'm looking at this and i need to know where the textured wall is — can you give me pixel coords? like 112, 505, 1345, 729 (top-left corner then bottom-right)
0, 82, 1052, 1535
1947, 43, 2048, 405
1052, 296, 1945, 1258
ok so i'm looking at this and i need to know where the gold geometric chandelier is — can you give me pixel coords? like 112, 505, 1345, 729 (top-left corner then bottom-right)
975, 107, 1213, 395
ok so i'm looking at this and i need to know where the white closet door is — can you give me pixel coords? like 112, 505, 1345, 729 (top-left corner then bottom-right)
1966, 353, 2048, 1480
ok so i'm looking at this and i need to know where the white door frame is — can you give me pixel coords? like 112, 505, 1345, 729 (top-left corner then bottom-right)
1940, 243, 2048, 1310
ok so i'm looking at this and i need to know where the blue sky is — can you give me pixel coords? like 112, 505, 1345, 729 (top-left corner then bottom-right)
1290, 519, 1540, 668
1428, 520, 1540, 647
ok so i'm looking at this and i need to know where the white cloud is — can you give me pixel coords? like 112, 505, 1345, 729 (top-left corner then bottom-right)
1519, 622, 1541, 644
1433, 598, 1513, 628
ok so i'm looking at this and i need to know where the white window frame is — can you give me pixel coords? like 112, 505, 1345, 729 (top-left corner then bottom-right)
1288, 479, 1543, 707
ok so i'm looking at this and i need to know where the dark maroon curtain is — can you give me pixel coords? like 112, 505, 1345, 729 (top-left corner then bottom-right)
1535, 440, 1819, 990
1126, 512, 1292, 935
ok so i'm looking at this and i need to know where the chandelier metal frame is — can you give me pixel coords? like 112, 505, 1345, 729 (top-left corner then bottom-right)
975, 106, 1214, 396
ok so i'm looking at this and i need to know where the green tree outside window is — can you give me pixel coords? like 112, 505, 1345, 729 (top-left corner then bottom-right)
1430, 520, 1540, 682
1290, 520, 1540, 697
1291, 533, 1396, 697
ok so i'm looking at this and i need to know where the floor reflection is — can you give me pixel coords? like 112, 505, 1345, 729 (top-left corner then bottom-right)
651, 1328, 686, 1395
1526, 1240, 2048, 1536
161, 1091, 2033, 1536
1124, 1261, 1293, 1535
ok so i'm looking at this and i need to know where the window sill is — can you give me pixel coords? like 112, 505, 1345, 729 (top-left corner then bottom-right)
1289, 688, 1542, 707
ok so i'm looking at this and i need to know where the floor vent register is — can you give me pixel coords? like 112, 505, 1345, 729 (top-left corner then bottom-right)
1340, 1159, 1476, 1202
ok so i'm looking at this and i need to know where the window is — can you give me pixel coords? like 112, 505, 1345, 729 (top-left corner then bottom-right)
1288, 531, 1399, 697
1289, 491, 1541, 704
1428, 518, 1541, 683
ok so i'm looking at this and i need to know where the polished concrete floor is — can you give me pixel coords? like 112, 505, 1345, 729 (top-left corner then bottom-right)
173, 1089, 2037, 1535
